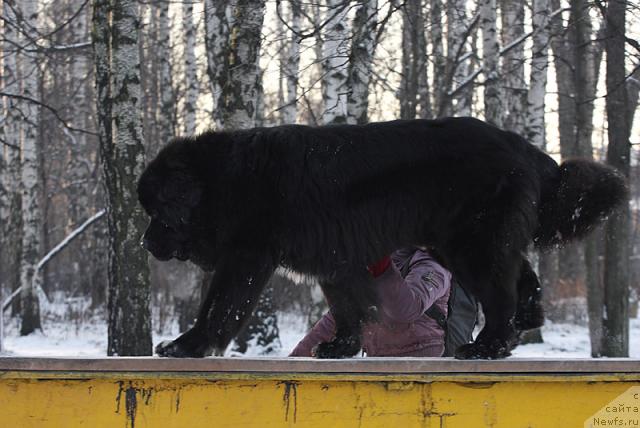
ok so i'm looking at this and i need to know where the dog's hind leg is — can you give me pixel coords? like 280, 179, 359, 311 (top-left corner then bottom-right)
314, 269, 378, 359
454, 254, 521, 359
514, 257, 545, 331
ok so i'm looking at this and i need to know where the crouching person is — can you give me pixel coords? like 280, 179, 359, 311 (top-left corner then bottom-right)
290, 247, 452, 357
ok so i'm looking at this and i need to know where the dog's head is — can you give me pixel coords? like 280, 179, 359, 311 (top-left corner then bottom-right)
138, 137, 217, 271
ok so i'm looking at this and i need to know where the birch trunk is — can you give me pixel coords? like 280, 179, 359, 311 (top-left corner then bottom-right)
204, 0, 231, 129
570, 0, 601, 357
430, 0, 445, 115
525, 0, 550, 150
67, 0, 94, 298
550, 0, 583, 312
93, 0, 152, 356
480, 0, 501, 126
157, 1, 174, 147
1, 0, 23, 309
347, 0, 377, 124
602, 0, 630, 357
399, 0, 421, 120
18, 0, 43, 335
321, 0, 350, 125
500, 0, 525, 133
447, 0, 472, 116
183, 0, 198, 135
221, 0, 266, 129
280, 0, 301, 124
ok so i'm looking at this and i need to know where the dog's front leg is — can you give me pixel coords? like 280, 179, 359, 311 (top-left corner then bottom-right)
314, 269, 379, 359
156, 246, 277, 358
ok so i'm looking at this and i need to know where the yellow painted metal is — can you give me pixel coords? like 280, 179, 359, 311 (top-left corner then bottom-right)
1, 369, 639, 427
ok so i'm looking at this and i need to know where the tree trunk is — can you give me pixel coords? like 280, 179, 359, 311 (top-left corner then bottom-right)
500, 0, 525, 133
321, 0, 350, 124
221, 0, 266, 129
550, 0, 582, 314
347, 0, 377, 125
204, 0, 231, 129
569, 0, 603, 357
525, 0, 550, 150
18, 0, 43, 336
216, 0, 280, 354
182, 0, 198, 135
157, 1, 174, 149
480, 0, 501, 126
1, 0, 23, 315
602, 0, 630, 358
399, 0, 422, 120
93, 0, 152, 356
280, 0, 301, 125
447, 0, 472, 116
429, 0, 445, 115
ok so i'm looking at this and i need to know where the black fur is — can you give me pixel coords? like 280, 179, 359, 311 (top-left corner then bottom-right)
137, 117, 628, 359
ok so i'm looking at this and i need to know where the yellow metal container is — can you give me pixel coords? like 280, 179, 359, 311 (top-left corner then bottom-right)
0, 357, 639, 427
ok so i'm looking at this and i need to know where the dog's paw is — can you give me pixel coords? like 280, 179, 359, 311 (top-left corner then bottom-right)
314, 337, 361, 359
155, 338, 210, 358
454, 340, 512, 360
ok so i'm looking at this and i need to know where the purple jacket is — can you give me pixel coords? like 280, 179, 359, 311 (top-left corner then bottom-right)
290, 248, 451, 357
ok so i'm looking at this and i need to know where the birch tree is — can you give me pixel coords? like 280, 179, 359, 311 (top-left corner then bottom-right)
1, 0, 23, 310
213, 0, 280, 354
93, 0, 152, 356
500, 0, 526, 133
346, 0, 376, 124
525, 0, 550, 150
430, 0, 445, 115
447, 0, 472, 116
18, 0, 43, 335
182, 0, 198, 135
157, 1, 174, 148
204, 0, 231, 129
480, 0, 501, 126
280, 0, 301, 125
602, 0, 630, 358
399, 0, 422, 120
321, 0, 350, 125
221, 0, 266, 129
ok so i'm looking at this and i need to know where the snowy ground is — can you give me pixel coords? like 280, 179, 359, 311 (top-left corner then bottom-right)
2, 310, 640, 358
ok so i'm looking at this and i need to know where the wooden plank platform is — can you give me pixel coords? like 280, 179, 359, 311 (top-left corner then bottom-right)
1, 357, 639, 427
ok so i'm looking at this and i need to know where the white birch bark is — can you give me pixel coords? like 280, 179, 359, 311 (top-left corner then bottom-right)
18, 0, 42, 335
399, 1, 420, 120
500, 0, 526, 133
321, 0, 351, 125
480, 0, 502, 126
204, 0, 232, 129
1, 0, 22, 302
280, 0, 301, 125
221, 0, 266, 129
447, 0, 472, 116
430, 0, 445, 115
157, 1, 174, 145
525, 0, 550, 150
183, 0, 198, 135
347, 0, 377, 124
97, 0, 152, 356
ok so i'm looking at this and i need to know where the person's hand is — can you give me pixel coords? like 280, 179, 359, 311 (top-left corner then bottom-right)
367, 255, 391, 277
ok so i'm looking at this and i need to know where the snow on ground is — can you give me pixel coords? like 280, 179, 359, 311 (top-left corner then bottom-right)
2, 310, 640, 358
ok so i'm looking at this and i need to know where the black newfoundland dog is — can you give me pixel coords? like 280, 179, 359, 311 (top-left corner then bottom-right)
138, 117, 627, 359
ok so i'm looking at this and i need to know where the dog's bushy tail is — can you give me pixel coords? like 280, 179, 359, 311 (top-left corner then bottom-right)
534, 159, 628, 249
